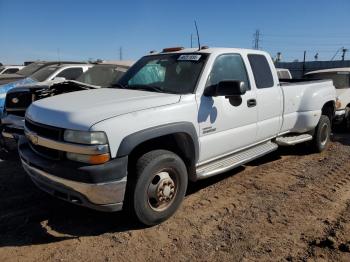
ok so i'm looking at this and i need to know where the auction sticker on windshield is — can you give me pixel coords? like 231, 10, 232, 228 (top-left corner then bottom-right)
178, 54, 202, 61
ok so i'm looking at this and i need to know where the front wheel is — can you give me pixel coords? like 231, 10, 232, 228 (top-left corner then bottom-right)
311, 115, 331, 152
131, 150, 188, 226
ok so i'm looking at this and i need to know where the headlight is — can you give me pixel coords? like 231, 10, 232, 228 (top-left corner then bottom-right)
64, 130, 108, 145
66, 152, 110, 164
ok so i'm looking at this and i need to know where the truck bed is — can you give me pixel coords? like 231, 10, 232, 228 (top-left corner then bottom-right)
279, 79, 335, 134
280, 78, 332, 86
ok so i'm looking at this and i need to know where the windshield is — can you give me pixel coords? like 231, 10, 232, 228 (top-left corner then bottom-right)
76, 64, 128, 87
30, 65, 59, 82
16, 62, 46, 77
117, 53, 208, 94
306, 72, 350, 89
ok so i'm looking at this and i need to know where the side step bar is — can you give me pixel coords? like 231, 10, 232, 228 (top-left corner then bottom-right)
275, 134, 313, 146
196, 141, 278, 180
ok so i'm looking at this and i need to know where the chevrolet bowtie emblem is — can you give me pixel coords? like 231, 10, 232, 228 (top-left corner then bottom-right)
28, 132, 39, 145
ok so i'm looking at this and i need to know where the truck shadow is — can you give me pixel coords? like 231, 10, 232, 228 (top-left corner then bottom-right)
0, 159, 145, 248
331, 131, 350, 146
0, 131, 349, 248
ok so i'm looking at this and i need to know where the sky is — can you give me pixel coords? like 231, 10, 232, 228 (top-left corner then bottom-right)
0, 0, 350, 64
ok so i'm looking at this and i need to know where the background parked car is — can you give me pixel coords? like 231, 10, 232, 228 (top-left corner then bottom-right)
276, 68, 292, 80
0, 65, 25, 75
0, 63, 92, 117
305, 68, 350, 129
0, 61, 87, 85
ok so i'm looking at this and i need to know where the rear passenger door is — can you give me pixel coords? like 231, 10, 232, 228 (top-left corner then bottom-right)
248, 54, 283, 141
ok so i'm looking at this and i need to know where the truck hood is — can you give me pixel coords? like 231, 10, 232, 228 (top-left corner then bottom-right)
26, 88, 181, 130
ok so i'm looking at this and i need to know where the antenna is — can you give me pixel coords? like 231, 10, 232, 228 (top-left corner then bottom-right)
119, 46, 123, 60
194, 20, 201, 50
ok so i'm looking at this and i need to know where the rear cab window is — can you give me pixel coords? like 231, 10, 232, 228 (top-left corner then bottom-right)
248, 54, 274, 89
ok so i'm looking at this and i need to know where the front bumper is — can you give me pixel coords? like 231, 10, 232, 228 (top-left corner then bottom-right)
19, 137, 128, 212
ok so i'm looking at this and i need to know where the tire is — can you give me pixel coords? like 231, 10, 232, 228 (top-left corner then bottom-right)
311, 115, 331, 152
130, 149, 188, 226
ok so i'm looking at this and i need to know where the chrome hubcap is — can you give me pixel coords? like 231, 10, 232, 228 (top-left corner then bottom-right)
147, 171, 176, 211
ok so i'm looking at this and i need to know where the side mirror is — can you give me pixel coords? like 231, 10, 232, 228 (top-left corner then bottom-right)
53, 77, 66, 81
205, 80, 247, 97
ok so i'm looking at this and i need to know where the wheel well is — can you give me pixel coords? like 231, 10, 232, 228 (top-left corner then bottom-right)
127, 133, 197, 181
322, 101, 335, 121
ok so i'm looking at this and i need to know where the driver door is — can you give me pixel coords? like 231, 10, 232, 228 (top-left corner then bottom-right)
197, 54, 258, 163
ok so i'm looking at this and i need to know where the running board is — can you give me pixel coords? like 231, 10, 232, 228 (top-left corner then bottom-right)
275, 134, 313, 146
196, 141, 278, 180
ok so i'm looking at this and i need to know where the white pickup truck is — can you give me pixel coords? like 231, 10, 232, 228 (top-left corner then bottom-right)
19, 47, 336, 225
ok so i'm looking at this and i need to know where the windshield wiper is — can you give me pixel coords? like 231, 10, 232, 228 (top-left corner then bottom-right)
110, 83, 125, 89
125, 84, 164, 93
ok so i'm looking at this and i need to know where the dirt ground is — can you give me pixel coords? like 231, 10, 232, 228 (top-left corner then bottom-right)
0, 133, 350, 262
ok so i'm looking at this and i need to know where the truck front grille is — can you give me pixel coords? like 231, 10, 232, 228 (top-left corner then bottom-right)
25, 119, 63, 141
25, 119, 64, 160
30, 144, 61, 160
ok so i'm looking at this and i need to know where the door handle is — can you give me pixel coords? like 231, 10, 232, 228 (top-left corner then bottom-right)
247, 99, 257, 107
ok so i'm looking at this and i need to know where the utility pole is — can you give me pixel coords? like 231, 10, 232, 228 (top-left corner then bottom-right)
191, 33, 193, 48
302, 50, 307, 76
342, 48, 348, 61
253, 30, 261, 50
276, 52, 282, 62
119, 47, 123, 60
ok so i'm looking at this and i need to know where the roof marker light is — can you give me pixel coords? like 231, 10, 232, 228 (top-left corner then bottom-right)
162, 47, 184, 53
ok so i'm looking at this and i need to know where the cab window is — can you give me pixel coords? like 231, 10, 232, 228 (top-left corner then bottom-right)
206, 54, 250, 90
248, 54, 274, 89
